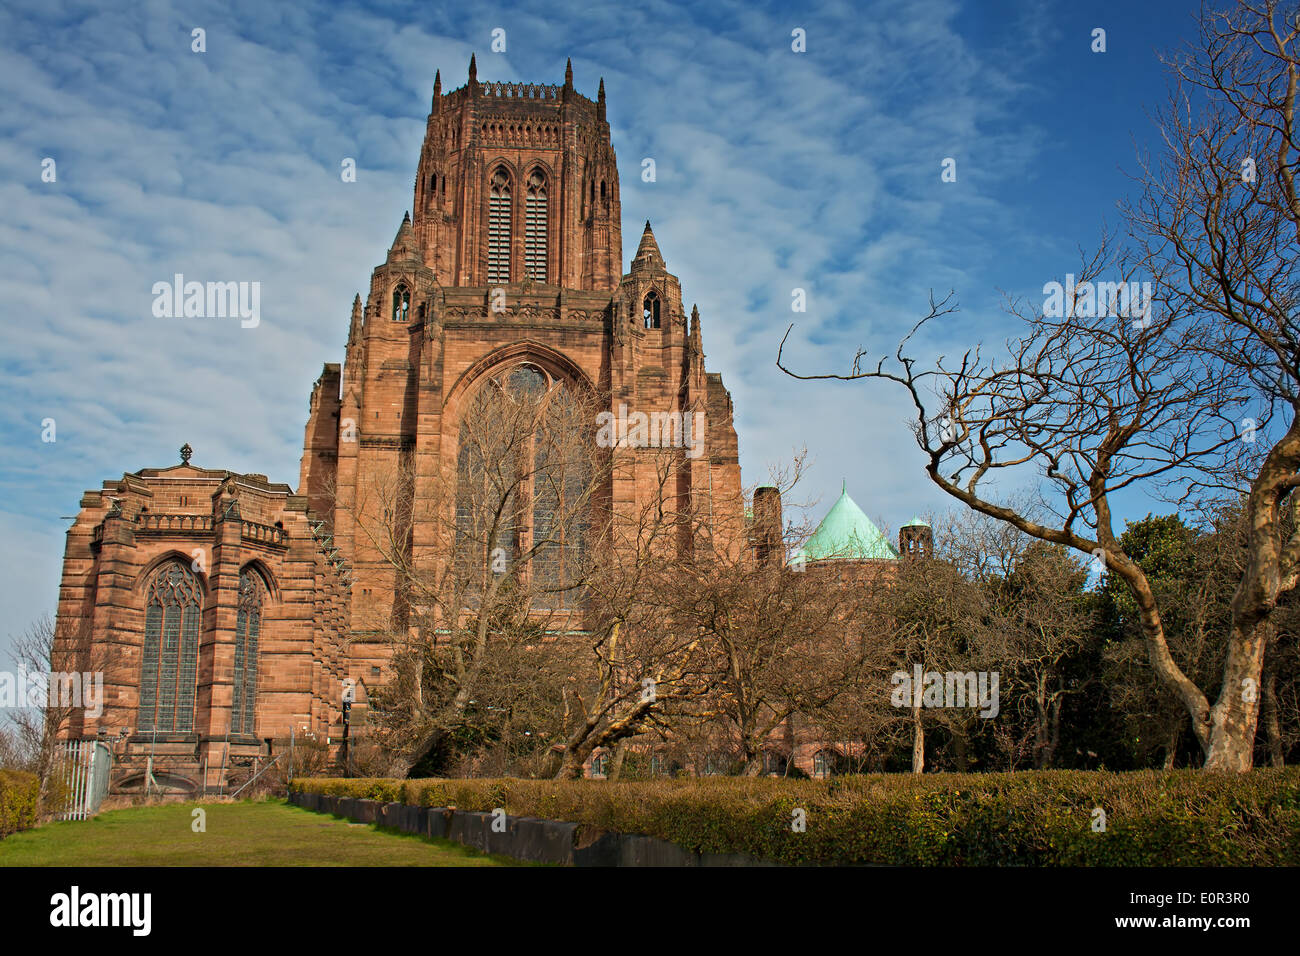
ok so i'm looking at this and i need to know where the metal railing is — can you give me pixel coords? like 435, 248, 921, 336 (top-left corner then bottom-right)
229, 753, 283, 799
55, 740, 113, 821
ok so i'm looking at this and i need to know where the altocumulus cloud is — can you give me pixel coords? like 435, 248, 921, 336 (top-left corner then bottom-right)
0, 0, 1188, 660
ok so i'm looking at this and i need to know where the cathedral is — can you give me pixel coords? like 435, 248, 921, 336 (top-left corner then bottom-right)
52, 59, 750, 793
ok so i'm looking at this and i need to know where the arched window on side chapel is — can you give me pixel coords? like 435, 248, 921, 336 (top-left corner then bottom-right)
230, 568, 264, 737
138, 561, 202, 734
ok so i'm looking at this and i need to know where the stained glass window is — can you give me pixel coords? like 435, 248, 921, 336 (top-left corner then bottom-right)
231, 569, 263, 736
139, 562, 202, 733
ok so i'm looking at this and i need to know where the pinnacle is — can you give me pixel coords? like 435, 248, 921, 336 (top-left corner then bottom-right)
388, 212, 416, 260
632, 220, 664, 270
348, 294, 363, 342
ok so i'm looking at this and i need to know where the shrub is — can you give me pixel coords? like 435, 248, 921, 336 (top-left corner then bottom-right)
0, 769, 40, 839
289, 768, 1300, 865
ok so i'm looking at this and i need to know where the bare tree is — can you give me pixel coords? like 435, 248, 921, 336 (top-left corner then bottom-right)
666, 489, 880, 776
548, 445, 729, 779
875, 541, 997, 773
7, 616, 101, 813
355, 366, 606, 775
0, 725, 32, 771
989, 540, 1094, 769
779, 2, 1299, 771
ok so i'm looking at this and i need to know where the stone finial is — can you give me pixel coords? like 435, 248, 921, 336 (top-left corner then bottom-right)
469, 53, 477, 84
564, 58, 573, 89
180, 442, 193, 465
597, 77, 606, 121
434, 68, 441, 98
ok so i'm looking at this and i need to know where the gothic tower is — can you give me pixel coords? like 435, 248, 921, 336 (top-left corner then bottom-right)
297, 59, 746, 678
411, 55, 622, 290
48, 57, 748, 794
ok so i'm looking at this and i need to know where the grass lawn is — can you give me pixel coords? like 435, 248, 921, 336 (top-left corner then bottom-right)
0, 799, 521, 866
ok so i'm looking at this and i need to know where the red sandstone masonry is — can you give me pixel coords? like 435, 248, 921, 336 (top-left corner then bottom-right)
54, 63, 747, 792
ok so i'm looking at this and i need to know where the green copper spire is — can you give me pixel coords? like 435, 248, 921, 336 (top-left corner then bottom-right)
791, 485, 900, 563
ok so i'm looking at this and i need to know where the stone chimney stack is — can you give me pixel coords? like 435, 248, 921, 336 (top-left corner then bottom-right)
753, 486, 784, 567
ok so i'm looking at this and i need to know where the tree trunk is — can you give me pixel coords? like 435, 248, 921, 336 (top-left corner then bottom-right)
1045, 691, 1062, 769
556, 750, 586, 779
1162, 725, 1179, 770
952, 725, 970, 772
1033, 676, 1050, 770
911, 702, 925, 774
1202, 618, 1269, 771
608, 740, 628, 782
1262, 665, 1285, 768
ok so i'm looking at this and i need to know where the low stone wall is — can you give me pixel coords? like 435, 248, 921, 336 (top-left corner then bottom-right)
287, 790, 774, 867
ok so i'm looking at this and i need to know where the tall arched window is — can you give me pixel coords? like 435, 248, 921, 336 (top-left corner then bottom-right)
455, 364, 589, 608
230, 568, 263, 737
488, 167, 512, 284
139, 561, 202, 733
392, 284, 410, 322
643, 291, 661, 329
524, 169, 548, 281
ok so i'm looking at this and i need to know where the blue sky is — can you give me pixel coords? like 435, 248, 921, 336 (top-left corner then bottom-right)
0, 0, 1209, 661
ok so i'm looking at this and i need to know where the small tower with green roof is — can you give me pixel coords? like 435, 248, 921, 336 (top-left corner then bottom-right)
899, 515, 933, 559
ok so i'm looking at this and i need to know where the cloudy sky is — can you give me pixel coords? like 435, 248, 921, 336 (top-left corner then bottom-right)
0, 0, 1206, 660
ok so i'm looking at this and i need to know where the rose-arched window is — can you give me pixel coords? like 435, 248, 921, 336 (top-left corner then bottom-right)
138, 561, 202, 733
230, 568, 264, 736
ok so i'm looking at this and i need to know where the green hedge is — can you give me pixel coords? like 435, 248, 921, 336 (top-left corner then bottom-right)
0, 770, 39, 839
290, 769, 1300, 865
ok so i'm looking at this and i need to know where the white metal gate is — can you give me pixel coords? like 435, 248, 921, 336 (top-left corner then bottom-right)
56, 740, 113, 821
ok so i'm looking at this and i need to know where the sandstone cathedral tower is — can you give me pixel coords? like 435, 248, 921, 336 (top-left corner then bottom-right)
52, 59, 745, 794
